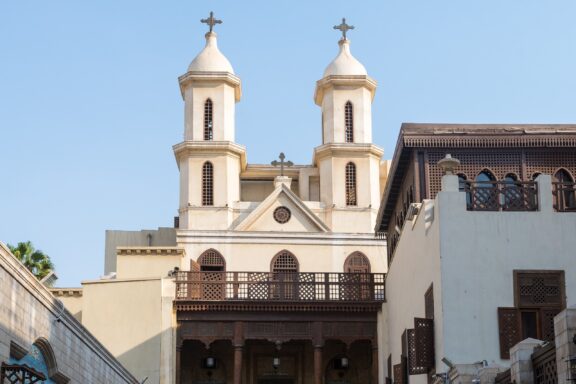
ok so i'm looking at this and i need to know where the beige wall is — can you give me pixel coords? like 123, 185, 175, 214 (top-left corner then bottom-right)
81, 278, 175, 384
116, 250, 183, 279
321, 86, 373, 144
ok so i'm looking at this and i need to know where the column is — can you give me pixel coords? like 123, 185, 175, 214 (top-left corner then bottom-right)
233, 345, 243, 384
314, 345, 323, 384
372, 343, 379, 384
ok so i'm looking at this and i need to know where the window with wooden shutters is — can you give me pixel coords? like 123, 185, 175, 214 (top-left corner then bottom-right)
202, 162, 214, 206
414, 317, 435, 372
345, 101, 354, 143
204, 99, 213, 140
346, 162, 357, 206
498, 271, 565, 359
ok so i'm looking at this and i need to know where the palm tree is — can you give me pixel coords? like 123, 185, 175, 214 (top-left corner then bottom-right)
7, 241, 54, 280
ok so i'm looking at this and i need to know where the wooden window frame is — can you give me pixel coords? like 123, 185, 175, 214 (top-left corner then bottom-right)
204, 99, 214, 141
345, 101, 354, 143
345, 162, 357, 206
202, 161, 214, 206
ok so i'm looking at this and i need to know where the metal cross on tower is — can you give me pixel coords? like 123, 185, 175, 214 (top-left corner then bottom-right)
201, 11, 222, 33
271, 152, 293, 176
333, 18, 354, 40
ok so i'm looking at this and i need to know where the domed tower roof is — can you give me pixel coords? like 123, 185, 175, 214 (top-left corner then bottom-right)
322, 38, 367, 77
188, 31, 234, 73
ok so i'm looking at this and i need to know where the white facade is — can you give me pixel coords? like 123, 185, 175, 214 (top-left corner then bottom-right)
383, 174, 576, 383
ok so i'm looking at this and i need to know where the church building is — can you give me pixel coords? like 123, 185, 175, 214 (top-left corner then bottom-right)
53, 14, 389, 384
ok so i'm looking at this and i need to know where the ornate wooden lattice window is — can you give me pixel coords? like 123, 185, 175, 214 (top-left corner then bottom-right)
1, 363, 46, 384
198, 249, 225, 271
345, 101, 354, 143
498, 270, 565, 359
271, 251, 299, 273
344, 252, 371, 273
204, 99, 213, 141
345, 162, 357, 206
202, 161, 214, 206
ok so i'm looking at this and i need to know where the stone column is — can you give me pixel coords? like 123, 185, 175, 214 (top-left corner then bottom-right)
314, 345, 323, 384
371, 342, 379, 384
535, 174, 553, 213
233, 345, 243, 384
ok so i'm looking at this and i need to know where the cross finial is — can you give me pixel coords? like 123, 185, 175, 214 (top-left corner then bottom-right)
271, 152, 293, 176
333, 18, 354, 40
201, 11, 222, 33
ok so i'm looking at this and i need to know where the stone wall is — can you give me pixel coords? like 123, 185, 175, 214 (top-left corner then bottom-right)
0, 242, 138, 383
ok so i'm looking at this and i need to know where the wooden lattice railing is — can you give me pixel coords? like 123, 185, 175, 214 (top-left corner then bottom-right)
552, 182, 576, 212
175, 271, 386, 302
464, 181, 538, 211
532, 342, 557, 384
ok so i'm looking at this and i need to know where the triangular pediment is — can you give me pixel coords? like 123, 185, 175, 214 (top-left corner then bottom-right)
235, 185, 330, 233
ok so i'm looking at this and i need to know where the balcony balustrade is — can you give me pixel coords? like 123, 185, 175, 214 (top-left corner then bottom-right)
464, 181, 538, 211
175, 271, 386, 302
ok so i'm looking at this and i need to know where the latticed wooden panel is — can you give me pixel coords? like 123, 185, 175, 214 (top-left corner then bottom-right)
532, 343, 557, 384
1, 363, 46, 384
272, 252, 298, 272
540, 308, 561, 341
198, 249, 225, 268
498, 307, 521, 359
345, 162, 357, 206
202, 162, 214, 206
428, 149, 523, 198
344, 252, 371, 273
393, 363, 405, 384
516, 271, 564, 307
345, 101, 354, 143
414, 318, 435, 372
201, 272, 225, 300
407, 328, 428, 375
203, 98, 213, 141
525, 149, 576, 178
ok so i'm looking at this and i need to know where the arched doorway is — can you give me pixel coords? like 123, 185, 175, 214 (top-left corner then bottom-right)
343, 252, 372, 300
270, 251, 299, 300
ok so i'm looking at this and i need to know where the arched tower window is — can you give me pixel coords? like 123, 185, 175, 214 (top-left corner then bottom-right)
344, 252, 371, 273
204, 99, 213, 141
345, 101, 354, 143
271, 250, 299, 273
345, 162, 357, 206
202, 162, 214, 206
554, 168, 574, 183
198, 249, 225, 271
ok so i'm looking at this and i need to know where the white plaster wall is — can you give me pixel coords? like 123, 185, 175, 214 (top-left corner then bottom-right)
177, 232, 387, 274
384, 199, 442, 384
116, 253, 183, 279
384, 176, 576, 382
321, 86, 372, 144
183, 82, 236, 142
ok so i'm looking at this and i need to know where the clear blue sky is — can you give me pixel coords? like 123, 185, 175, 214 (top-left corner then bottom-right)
2, 1, 576, 287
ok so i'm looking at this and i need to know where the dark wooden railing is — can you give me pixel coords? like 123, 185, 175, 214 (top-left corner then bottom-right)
175, 271, 386, 302
464, 181, 538, 211
552, 182, 576, 212
532, 342, 557, 384
494, 369, 511, 384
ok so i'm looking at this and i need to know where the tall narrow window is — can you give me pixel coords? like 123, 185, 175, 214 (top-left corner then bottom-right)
202, 162, 213, 206
270, 250, 299, 300
345, 101, 354, 143
204, 99, 213, 141
345, 162, 357, 206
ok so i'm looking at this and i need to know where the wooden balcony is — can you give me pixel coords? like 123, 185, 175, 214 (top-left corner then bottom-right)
174, 271, 386, 310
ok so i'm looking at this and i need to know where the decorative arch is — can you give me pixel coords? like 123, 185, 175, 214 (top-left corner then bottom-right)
345, 162, 357, 206
344, 252, 371, 273
204, 98, 213, 141
475, 169, 496, 182
345, 101, 354, 143
198, 249, 225, 271
270, 250, 299, 273
202, 161, 214, 206
32, 338, 58, 378
503, 172, 519, 182
554, 168, 575, 183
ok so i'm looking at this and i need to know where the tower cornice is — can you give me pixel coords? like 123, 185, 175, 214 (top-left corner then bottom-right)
178, 71, 242, 101
173, 141, 247, 170
314, 75, 377, 106
312, 143, 384, 165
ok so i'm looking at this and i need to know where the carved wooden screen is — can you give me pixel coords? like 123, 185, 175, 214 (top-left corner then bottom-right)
498, 307, 521, 359
532, 342, 557, 384
414, 318, 435, 372
515, 271, 565, 308
198, 249, 225, 300
271, 251, 299, 300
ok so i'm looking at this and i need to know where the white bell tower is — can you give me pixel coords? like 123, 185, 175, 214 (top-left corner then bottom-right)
174, 13, 246, 230
313, 19, 383, 232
